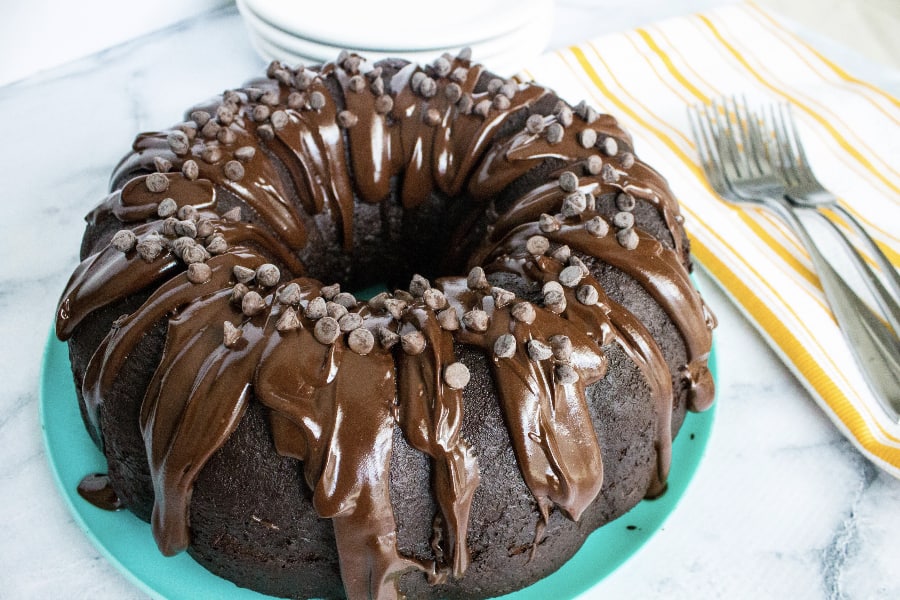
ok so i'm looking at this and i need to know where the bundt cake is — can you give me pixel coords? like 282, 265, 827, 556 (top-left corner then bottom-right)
55, 50, 716, 599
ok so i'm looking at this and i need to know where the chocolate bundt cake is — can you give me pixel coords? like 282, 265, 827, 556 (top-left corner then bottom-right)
56, 50, 716, 599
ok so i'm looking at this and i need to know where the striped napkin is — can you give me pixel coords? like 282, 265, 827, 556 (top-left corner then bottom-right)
520, 1, 900, 476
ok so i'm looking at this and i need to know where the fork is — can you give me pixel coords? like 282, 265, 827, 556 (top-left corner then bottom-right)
769, 103, 900, 337
688, 98, 900, 422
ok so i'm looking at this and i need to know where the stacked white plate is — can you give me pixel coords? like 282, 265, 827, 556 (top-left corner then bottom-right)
237, 0, 554, 76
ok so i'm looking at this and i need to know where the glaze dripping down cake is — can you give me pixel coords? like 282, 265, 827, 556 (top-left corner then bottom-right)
55, 50, 716, 599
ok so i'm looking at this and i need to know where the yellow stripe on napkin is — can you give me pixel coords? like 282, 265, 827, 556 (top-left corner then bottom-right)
521, 1, 900, 476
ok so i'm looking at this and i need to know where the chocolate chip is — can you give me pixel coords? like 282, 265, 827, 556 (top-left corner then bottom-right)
252, 105, 271, 122
558, 171, 579, 192
556, 364, 579, 384
409, 274, 431, 297
474, 99, 492, 117
334, 292, 357, 309
551, 244, 572, 263
616, 192, 636, 212
494, 334, 517, 359
275, 307, 301, 332
543, 280, 564, 296
348, 75, 365, 93
305, 296, 327, 319
367, 292, 389, 312
424, 108, 442, 127
554, 102, 573, 127
154, 156, 172, 173
458, 47, 472, 61
278, 282, 302, 305
181, 244, 209, 264
420, 77, 438, 98
309, 91, 326, 110
437, 308, 460, 331
546, 123, 564, 144
287, 92, 304, 109
233, 265, 255, 284
206, 234, 228, 254
326, 301, 348, 320
528, 340, 552, 361
423, 288, 447, 310
585, 216, 609, 237
231, 283, 249, 304
577, 284, 599, 306
462, 309, 489, 332
383, 298, 407, 320
110, 230, 137, 253
172, 236, 196, 257
314, 317, 341, 344
375, 94, 393, 114
511, 301, 536, 324
377, 326, 400, 349
222, 207, 242, 222
167, 131, 190, 155
538, 213, 560, 233
433, 57, 452, 77
216, 105, 234, 125
271, 110, 289, 130
467, 266, 489, 291
450, 67, 468, 83
257, 124, 275, 141
561, 191, 587, 217
223, 321, 242, 348
224, 160, 245, 181
260, 90, 279, 106
217, 127, 236, 145
443, 362, 470, 389
601, 163, 619, 183
559, 265, 583, 287
601, 136, 618, 156
526, 235, 550, 255
234, 146, 256, 162
569, 255, 589, 276
457, 94, 473, 115
187, 262, 212, 284
617, 228, 639, 250
348, 327, 375, 354
585, 155, 603, 175
578, 129, 597, 148
525, 114, 545, 134
255, 263, 280, 287
401, 331, 426, 355
242, 291, 266, 316
492, 95, 511, 110
136, 237, 163, 262
620, 152, 635, 168
366, 76, 384, 97
491, 286, 515, 308
613, 211, 635, 229
145, 173, 169, 193
337, 111, 358, 128
191, 110, 211, 127
549, 335, 573, 361
445, 82, 462, 103
182, 160, 199, 180
339, 312, 363, 332
156, 197, 177, 218
201, 146, 222, 164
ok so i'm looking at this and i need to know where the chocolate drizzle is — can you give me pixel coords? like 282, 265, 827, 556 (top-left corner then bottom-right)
56, 52, 716, 600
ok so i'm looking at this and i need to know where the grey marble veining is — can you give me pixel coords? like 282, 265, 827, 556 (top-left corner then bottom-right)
1, 3, 898, 599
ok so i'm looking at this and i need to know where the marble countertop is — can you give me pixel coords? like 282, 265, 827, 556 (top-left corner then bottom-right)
2, 2, 898, 599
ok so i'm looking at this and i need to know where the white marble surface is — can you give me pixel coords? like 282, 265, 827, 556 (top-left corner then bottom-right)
1, 2, 899, 599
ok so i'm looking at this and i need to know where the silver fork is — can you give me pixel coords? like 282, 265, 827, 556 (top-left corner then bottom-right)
769, 103, 900, 337
688, 98, 900, 422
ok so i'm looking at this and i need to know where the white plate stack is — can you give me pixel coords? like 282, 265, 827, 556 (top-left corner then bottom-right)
237, 0, 555, 76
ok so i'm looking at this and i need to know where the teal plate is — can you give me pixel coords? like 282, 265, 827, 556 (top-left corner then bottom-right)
40, 329, 716, 600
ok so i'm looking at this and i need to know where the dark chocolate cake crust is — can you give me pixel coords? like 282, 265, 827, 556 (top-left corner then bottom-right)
56, 51, 716, 599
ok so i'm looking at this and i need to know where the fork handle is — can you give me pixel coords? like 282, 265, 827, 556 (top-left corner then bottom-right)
831, 203, 900, 332
766, 196, 900, 423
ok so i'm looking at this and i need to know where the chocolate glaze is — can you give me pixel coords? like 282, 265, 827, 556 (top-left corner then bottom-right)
55, 53, 715, 600
77, 473, 124, 511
